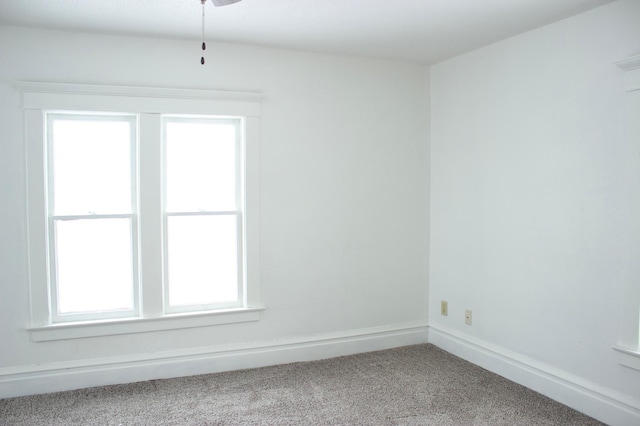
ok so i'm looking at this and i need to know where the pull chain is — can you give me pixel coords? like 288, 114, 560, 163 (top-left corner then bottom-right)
201, 0, 206, 65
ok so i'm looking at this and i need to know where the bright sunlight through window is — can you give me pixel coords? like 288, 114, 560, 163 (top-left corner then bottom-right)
49, 115, 136, 317
164, 118, 242, 310
45, 113, 245, 321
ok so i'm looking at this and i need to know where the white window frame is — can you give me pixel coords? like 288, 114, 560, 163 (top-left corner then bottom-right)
46, 112, 141, 323
613, 54, 640, 371
161, 115, 245, 314
17, 82, 264, 342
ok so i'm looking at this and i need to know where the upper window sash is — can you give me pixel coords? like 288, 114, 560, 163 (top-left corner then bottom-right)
162, 116, 243, 214
46, 113, 138, 217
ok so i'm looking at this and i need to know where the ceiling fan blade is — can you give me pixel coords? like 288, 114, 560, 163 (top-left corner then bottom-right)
210, 0, 242, 6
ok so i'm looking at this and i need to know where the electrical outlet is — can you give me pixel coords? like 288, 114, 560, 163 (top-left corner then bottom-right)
465, 309, 472, 326
441, 301, 448, 316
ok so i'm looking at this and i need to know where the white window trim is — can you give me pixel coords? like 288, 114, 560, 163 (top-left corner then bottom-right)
17, 81, 264, 341
613, 55, 640, 370
27, 307, 265, 342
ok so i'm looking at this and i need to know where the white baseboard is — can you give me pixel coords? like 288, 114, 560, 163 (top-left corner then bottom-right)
428, 324, 640, 426
0, 322, 428, 399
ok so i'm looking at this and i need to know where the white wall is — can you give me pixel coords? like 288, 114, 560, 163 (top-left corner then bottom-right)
429, 0, 640, 423
6, 1, 639, 422
0, 25, 430, 394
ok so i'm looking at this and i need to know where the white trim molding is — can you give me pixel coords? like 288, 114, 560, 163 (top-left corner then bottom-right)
13, 81, 263, 115
614, 54, 640, 71
27, 307, 265, 342
613, 345, 640, 371
428, 325, 640, 426
0, 322, 428, 399
614, 54, 640, 372
615, 54, 640, 92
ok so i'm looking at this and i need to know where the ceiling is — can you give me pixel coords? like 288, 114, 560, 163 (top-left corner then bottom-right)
0, 0, 614, 64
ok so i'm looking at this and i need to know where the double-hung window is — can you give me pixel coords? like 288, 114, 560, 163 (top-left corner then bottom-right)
47, 113, 139, 322
19, 82, 262, 341
163, 116, 244, 312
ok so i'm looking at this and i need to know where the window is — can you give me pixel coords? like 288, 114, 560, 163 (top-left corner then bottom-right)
163, 117, 243, 312
47, 113, 139, 322
19, 82, 263, 341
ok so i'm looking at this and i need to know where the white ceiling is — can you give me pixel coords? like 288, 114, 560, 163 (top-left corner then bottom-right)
0, 0, 614, 64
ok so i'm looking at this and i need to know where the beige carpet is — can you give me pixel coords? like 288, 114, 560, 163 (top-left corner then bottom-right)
0, 344, 602, 425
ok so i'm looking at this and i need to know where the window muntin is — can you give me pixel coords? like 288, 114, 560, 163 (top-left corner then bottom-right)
46, 113, 138, 322
162, 117, 244, 312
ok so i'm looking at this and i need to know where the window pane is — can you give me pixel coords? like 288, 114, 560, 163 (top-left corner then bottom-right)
167, 215, 238, 307
165, 121, 236, 212
51, 118, 132, 215
55, 218, 134, 314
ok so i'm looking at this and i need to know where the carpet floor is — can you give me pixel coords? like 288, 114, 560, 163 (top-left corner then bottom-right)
0, 344, 603, 425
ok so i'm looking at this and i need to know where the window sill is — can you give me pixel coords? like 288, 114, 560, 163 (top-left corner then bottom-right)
613, 345, 640, 371
28, 306, 265, 342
